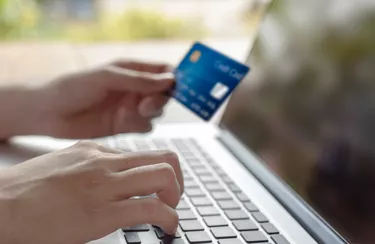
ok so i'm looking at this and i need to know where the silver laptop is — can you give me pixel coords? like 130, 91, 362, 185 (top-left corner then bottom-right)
2, 1, 375, 244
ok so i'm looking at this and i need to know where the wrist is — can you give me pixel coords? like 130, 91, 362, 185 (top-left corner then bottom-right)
0, 85, 47, 139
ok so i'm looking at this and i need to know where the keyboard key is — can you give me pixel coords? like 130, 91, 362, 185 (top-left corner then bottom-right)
190, 197, 213, 206
178, 210, 197, 220
124, 232, 141, 244
218, 239, 243, 244
205, 158, 215, 164
228, 184, 241, 193
191, 164, 207, 170
185, 231, 212, 243
191, 164, 206, 169
184, 156, 200, 161
261, 223, 279, 234
243, 202, 259, 212
193, 168, 211, 176
197, 206, 220, 216
184, 175, 194, 181
185, 180, 200, 189
211, 192, 232, 200
214, 168, 226, 175
221, 175, 233, 184
205, 183, 225, 192
185, 188, 206, 197
177, 200, 190, 210
155, 228, 181, 239
186, 158, 201, 164
224, 210, 249, 220
203, 216, 229, 227
217, 200, 241, 210
181, 152, 195, 158
155, 228, 165, 239
271, 234, 290, 244
210, 227, 237, 239
122, 224, 149, 232
252, 212, 269, 223
207, 162, 218, 168
199, 175, 217, 183
241, 231, 268, 243
232, 220, 258, 231
236, 193, 250, 202
179, 220, 204, 232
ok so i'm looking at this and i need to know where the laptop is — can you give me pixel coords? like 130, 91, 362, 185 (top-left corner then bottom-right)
1, 1, 375, 244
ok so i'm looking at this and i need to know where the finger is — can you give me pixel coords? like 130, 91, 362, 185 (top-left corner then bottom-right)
138, 95, 170, 118
113, 108, 153, 134
109, 151, 183, 195
107, 198, 179, 235
110, 163, 181, 208
97, 66, 175, 94
111, 60, 173, 74
74, 141, 124, 155
97, 145, 125, 154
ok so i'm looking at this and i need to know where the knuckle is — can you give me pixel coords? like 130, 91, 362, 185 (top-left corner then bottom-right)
161, 151, 180, 166
110, 59, 122, 66
101, 65, 113, 74
96, 66, 116, 80
156, 163, 176, 183
88, 154, 106, 166
76, 140, 100, 150
164, 151, 179, 162
96, 144, 111, 152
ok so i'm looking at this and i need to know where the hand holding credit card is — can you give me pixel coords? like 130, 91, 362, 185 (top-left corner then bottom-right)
172, 42, 250, 121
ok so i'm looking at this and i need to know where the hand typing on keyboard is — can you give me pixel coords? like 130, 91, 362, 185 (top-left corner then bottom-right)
0, 141, 183, 244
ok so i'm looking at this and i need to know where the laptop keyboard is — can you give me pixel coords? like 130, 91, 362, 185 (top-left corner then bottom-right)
108, 137, 290, 244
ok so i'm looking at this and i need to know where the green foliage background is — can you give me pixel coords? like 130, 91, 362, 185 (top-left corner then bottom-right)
0, 0, 206, 42
0, 0, 39, 40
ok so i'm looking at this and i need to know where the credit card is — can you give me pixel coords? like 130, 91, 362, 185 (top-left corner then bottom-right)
173, 42, 250, 121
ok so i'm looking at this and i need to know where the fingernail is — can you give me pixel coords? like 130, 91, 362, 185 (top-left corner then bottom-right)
163, 151, 178, 161
155, 72, 175, 82
173, 226, 178, 234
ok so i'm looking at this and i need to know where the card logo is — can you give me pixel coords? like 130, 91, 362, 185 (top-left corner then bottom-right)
190, 50, 201, 63
210, 82, 229, 100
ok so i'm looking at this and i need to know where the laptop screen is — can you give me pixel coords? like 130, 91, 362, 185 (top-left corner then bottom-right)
221, 1, 375, 243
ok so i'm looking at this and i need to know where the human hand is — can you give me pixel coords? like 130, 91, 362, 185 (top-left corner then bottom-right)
33, 60, 175, 138
0, 141, 183, 244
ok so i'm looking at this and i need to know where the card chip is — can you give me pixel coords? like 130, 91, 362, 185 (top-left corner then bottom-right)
190, 50, 201, 63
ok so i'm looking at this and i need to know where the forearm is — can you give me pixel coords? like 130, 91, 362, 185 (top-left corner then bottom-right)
0, 197, 14, 243
0, 85, 43, 139
0, 171, 17, 243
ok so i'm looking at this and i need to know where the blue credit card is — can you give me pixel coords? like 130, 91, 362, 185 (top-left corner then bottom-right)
173, 42, 250, 121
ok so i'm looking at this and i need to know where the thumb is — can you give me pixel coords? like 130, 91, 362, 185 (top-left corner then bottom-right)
98, 65, 175, 94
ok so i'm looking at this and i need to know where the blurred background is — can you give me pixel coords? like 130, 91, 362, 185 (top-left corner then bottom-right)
2, 0, 375, 242
223, 0, 375, 243
0, 0, 267, 123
